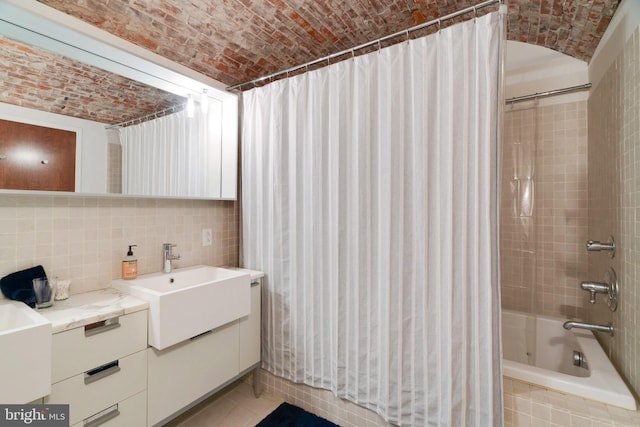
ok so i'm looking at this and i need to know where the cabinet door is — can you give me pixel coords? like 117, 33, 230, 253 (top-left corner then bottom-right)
147, 321, 239, 426
239, 280, 261, 371
0, 119, 76, 191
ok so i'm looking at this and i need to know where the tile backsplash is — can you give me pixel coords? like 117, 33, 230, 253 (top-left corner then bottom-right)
0, 194, 238, 296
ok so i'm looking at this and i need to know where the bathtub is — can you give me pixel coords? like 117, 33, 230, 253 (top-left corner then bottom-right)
502, 310, 637, 410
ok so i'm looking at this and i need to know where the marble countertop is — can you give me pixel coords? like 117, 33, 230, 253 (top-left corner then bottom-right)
36, 288, 148, 334
17, 266, 262, 334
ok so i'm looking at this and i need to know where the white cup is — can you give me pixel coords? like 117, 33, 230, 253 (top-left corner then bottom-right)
54, 280, 71, 300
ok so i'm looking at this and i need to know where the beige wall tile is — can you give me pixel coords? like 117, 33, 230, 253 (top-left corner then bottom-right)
502, 27, 640, 422
504, 378, 640, 427
587, 26, 640, 406
0, 195, 239, 295
501, 101, 589, 318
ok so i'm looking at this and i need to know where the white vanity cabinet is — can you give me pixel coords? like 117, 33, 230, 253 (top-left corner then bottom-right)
44, 310, 148, 427
147, 277, 262, 426
147, 321, 239, 426
239, 278, 262, 370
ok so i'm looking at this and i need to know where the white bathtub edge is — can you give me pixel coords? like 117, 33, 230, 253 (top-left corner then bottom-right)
502, 310, 637, 411
503, 359, 637, 411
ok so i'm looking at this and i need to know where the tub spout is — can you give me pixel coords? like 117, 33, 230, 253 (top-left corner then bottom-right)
563, 320, 614, 336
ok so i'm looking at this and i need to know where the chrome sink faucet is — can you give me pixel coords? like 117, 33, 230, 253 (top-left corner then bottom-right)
162, 243, 181, 273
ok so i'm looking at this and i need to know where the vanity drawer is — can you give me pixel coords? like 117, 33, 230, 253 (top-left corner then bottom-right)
71, 390, 147, 427
46, 349, 147, 426
52, 310, 147, 383
147, 321, 239, 426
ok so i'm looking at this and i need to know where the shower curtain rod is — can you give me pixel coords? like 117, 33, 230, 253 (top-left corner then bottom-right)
105, 103, 185, 129
505, 83, 592, 104
227, 0, 501, 92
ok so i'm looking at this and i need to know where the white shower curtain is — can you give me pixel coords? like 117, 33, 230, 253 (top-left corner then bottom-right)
120, 102, 222, 197
242, 11, 503, 427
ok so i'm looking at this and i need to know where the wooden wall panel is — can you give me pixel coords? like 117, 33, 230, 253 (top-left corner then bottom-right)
0, 119, 76, 192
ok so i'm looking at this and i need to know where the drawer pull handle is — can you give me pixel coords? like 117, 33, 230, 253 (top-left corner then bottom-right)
190, 329, 213, 341
83, 404, 120, 427
251, 279, 260, 287
84, 317, 120, 337
84, 360, 120, 385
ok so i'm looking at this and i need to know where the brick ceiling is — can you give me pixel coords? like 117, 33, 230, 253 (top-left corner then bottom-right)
0, 35, 185, 124
0, 0, 621, 124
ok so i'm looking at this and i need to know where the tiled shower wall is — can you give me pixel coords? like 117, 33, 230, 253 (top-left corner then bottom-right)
0, 195, 239, 295
587, 27, 640, 402
501, 101, 589, 319
107, 143, 122, 193
503, 27, 640, 426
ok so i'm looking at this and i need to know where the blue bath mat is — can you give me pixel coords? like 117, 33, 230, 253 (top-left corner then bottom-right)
256, 402, 339, 427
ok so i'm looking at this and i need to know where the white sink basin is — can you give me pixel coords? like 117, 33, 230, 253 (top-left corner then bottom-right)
0, 300, 52, 403
113, 265, 250, 350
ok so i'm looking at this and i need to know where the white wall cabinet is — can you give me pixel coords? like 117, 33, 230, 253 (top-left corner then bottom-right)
45, 310, 148, 427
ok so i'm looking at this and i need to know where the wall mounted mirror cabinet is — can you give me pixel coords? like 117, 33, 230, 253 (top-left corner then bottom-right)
0, 1, 238, 199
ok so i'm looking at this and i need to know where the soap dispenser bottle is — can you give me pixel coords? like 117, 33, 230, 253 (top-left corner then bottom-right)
122, 245, 138, 280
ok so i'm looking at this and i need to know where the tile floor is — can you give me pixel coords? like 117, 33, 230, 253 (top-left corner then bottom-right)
163, 380, 285, 427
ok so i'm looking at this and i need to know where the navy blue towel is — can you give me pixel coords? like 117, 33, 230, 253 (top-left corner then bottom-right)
0, 265, 47, 308
255, 403, 339, 427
